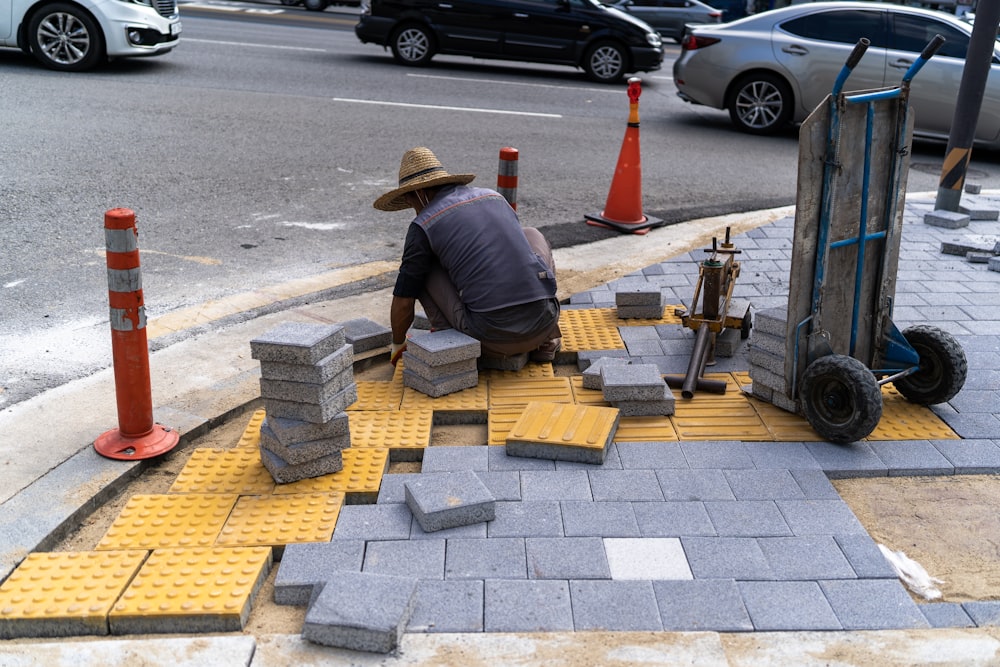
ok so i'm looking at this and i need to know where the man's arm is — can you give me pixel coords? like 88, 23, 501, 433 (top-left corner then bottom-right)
391, 295, 416, 345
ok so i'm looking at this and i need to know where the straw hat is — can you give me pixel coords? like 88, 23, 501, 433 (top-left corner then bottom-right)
373, 147, 475, 212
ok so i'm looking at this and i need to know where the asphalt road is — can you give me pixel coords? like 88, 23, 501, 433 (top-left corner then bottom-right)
1, 4, 998, 408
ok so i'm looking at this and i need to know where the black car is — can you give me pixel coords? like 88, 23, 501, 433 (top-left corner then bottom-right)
355, 0, 664, 82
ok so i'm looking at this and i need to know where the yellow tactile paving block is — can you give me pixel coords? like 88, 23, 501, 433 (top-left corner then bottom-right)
96, 494, 239, 551
559, 309, 625, 352
481, 363, 554, 380
108, 547, 271, 634
271, 447, 390, 499
348, 381, 404, 411
347, 410, 433, 450
488, 408, 525, 445
489, 377, 574, 410
169, 448, 275, 496
672, 373, 772, 441
400, 381, 489, 416
0, 550, 147, 639
234, 409, 266, 450
613, 416, 678, 442
869, 384, 960, 440
507, 402, 620, 451
569, 376, 611, 407
216, 493, 343, 549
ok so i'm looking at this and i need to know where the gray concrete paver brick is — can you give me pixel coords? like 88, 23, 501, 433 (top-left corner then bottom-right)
738, 581, 842, 631
422, 445, 489, 472
589, 469, 664, 501
560, 501, 640, 537
681, 537, 772, 580
405, 471, 496, 532
723, 469, 806, 500
408, 580, 484, 633
488, 446, 555, 471
484, 580, 574, 632
653, 579, 753, 632
331, 504, 413, 541
445, 537, 526, 579
680, 441, 754, 469
570, 580, 663, 631
657, 469, 735, 501
833, 534, 899, 579
757, 536, 857, 580
962, 601, 1000, 626
525, 536, 612, 579
921, 603, 976, 628
819, 579, 930, 630
775, 500, 868, 536
633, 501, 716, 537
519, 470, 593, 502
487, 501, 564, 537
867, 440, 956, 476
930, 439, 1000, 473
803, 441, 888, 478
704, 500, 792, 537
273, 540, 365, 605
362, 539, 446, 579
617, 441, 688, 469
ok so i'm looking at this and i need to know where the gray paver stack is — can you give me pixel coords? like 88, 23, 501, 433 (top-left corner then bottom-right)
616, 286, 664, 319
402, 329, 481, 397
746, 307, 799, 414
250, 322, 357, 483
600, 363, 675, 416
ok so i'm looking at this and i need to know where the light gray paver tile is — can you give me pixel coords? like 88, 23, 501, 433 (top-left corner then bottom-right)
743, 442, 822, 470
487, 501, 564, 537
362, 539, 446, 579
484, 580, 574, 632
444, 537, 526, 580
488, 446, 555, 471
519, 470, 593, 501
738, 581, 842, 631
723, 470, 806, 500
867, 440, 955, 476
421, 446, 489, 472
834, 535, 899, 579
789, 469, 842, 499
704, 501, 792, 537
934, 413, 1000, 440
408, 580, 484, 633
409, 517, 487, 540
273, 540, 365, 605
604, 538, 692, 580
633, 501, 716, 537
376, 473, 420, 504
525, 537, 611, 580
405, 471, 496, 532
331, 504, 412, 541
681, 537, 772, 580
804, 442, 888, 478
561, 501, 640, 537
757, 536, 857, 580
775, 500, 868, 536
617, 441, 689, 469
920, 602, 975, 629
656, 469, 735, 501
931, 439, 1000, 473
962, 602, 1000, 626
589, 469, 664, 501
819, 579, 929, 630
653, 579, 753, 631
680, 441, 754, 469
475, 471, 522, 501
570, 580, 663, 631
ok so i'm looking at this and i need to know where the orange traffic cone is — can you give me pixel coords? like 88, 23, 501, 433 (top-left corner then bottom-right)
585, 77, 663, 235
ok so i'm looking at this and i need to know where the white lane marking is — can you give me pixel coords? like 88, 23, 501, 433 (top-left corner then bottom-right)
332, 97, 562, 118
405, 72, 617, 94
183, 37, 327, 52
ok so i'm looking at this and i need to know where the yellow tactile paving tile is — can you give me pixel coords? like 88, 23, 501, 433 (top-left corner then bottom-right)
672, 373, 771, 441
347, 410, 433, 450
489, 377, 574, 410
168, 448, 275, 496
271, 447, 390, 500
569, 376, 611, 407
507, 402, 619, 451
400, 381, 489, 416
348, 380, 404, 411
216, 493, 343, 549
488, 408, 525, 445
108, 547, 271, 634
481, 363, 555, 380
748, 397, 823, 442
869, 384, 960, 440
234, 409, 266, 450
559, 309, 625, 352
96, 494, 239, 551
0, 550, 148, 639
613, 416, 678, 442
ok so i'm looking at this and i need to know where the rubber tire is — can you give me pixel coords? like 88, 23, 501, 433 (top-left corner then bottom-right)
390, 24, 435, 66
303, 0, 329, 10
727, 72, 793, 135
28, 3, 104, 72
800, 354, 882, 444
583, 41, 627, 84
740, 308, 752, 340
893, 325, 968, 405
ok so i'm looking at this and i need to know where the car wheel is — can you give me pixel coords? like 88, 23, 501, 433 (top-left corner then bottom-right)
728, 72, 793, 135
391, 24, 435, 66
303, 0, 328, 10
799, 354, 882, 444
28, 3, 104, 72
584, 41, 627, 83
893, 325, 967, 405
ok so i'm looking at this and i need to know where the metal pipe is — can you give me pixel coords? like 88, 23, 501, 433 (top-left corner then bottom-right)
681, 325, 712, 398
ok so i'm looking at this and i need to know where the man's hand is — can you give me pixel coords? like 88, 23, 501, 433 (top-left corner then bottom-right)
390, 341, 407, 366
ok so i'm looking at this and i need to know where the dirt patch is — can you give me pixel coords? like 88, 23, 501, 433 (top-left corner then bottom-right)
834, 475, 1000, 603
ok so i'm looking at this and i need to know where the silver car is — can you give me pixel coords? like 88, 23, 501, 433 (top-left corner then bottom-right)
673, 2, 1000, 147
609, 0, 722, 43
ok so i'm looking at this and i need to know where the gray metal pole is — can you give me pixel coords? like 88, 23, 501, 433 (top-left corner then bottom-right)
935, 0, 1000, 211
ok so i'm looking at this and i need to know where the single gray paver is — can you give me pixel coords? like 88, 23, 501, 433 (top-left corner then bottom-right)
617, 441, 688, 469
704, 501, 792, 537
330, 504, 413, 541
582, 357, 631, 390
376, 473, 419, 504
789, 469, 842, 499
738, 581, 842, 631
681, 537, 772, 580
273, 540, 365, 605
633, 501, 716, 537
474, 470, 521, 501
264, 413, 349, 447
487, 501, 564, 537
258, 370, 354, 405
445, 537, 527, 579
775, 500, 868, 536
931, 439, 1000, 473
519, 470, 593, 502
405, 471, 496, 532
653, 579, 753, 632
962, 601, 1000, 626
259, 447, 342, 484
680, 441, 754, 470
407, 580, 484, 633
250, 322, 346, 364
362, 539, 446, 579
723, 470, 806, 500
867, 440, 955, 476
757, 536, 857, 580
743, 442, 822, 470
589, 469, 664, 501
402, 369, 479, 398
570, 580, 663, 631
409, 516, 487, 540
484, 580, 574, 633
342, 317, 392, 353
617, 305, 666, 319
487, 446, 555, 471
555, 442, 623, 470
406, 329, 480, 365
577, 348, 630, 371
834, 535, 898, 579
400, 352, 477, 380
804, 441, 889, 478
260, 423, 350, 466
560, 501, 640, 537
616, 287, 663, 306
819, 579, 930, 630
302, 572, 417, 654
258, 344, 353, 385
921, 603, 976, 628
422, 446, 489, 472
262, 383, 357, 424
657, 469, 735, 501
924, 209, 970, 228
601, 364, 668, 402
525, 536, 612, 580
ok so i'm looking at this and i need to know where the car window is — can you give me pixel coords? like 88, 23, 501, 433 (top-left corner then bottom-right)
781, 10, 888, 49
890, 13, 970, 58
632, 0, 661, 6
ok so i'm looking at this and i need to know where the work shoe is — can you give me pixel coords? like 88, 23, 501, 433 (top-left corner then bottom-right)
530, 338, 561, 363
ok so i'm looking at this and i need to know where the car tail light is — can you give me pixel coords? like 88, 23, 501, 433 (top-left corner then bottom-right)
681, 34, 721, 51
708, 10, 722, 21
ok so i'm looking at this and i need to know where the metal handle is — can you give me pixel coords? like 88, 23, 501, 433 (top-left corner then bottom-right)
832, 38, 870, 96
921, 33, 945, 60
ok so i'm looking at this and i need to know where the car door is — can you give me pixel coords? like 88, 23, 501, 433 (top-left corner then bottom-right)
773, 8, 889, 119
886, 10, 1000, 142
1, 0, 12, 41
501, 0, 593, 64
429, 0, 505, 57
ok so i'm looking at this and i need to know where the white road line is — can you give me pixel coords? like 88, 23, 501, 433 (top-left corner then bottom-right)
332, 97, 562, 118
183, 37, 327, 52
405, 72, 618, 94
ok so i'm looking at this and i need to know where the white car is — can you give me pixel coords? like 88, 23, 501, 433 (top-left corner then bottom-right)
0, 0, 181, 71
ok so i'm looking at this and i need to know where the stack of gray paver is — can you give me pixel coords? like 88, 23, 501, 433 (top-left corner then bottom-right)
746, 307, 799, 414
250, 322, 356, 483
402, 329, 481, 398
616, 286, 664, 319
600, 363, 674, 416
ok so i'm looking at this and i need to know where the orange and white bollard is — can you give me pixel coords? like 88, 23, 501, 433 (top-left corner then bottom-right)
94, 208, 179, 460
497, 147, 519, 210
